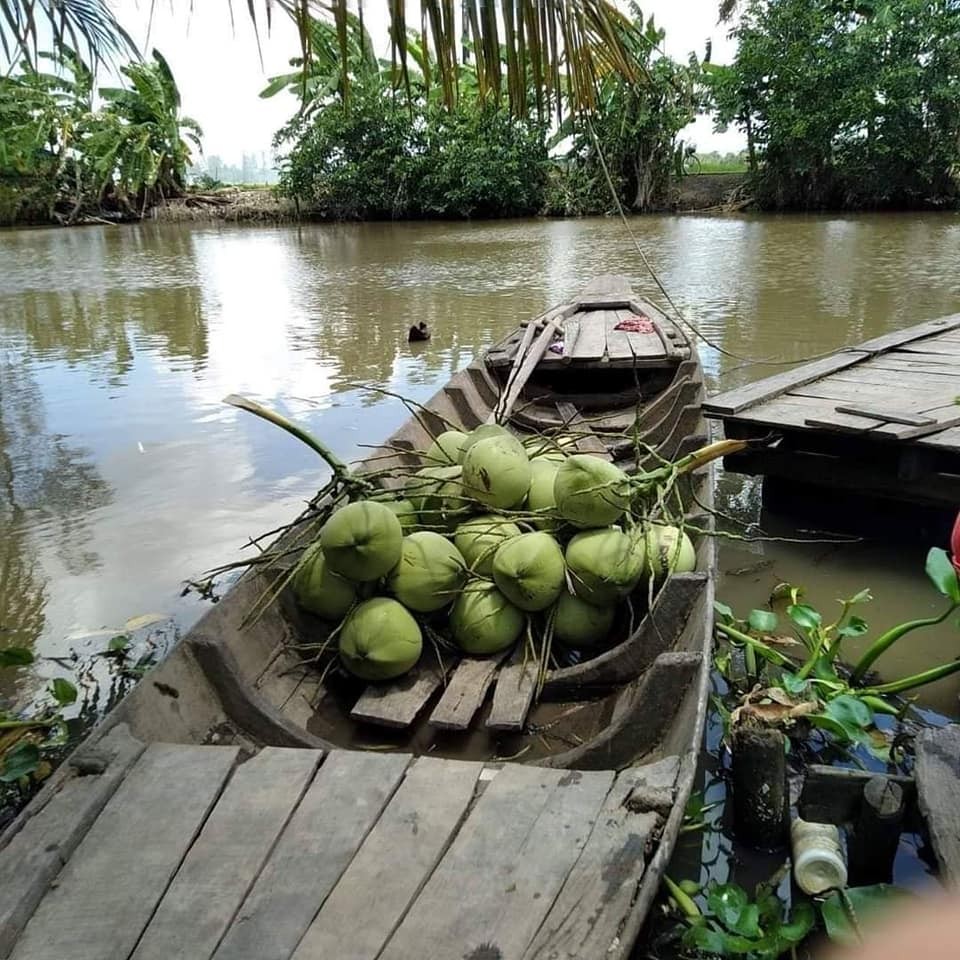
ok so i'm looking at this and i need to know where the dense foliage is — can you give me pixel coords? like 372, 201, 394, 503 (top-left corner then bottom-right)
710, 0, 960, 209
0, 50, 200, 224
270, 7, 698, 219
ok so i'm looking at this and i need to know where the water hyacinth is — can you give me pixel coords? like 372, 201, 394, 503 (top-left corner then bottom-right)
339, 597, 422, 681
565, 527, 645, 607
454, 514, 522, 576
426, 429, 469, 465
644, 524, 697, 580
554, 592, 616, 647
320, 500, 404, 582
450, 581, 525, 655
492, 531, 566, 612
291, 542, 357, 620
387, 530, 467, 612
554, 454, 631, 527
461, 433, 532, 510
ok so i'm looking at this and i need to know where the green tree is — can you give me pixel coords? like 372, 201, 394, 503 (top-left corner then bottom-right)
710, 0, 960, 209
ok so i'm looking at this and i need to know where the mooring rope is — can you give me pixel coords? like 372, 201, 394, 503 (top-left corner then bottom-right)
586, 119, 847, 370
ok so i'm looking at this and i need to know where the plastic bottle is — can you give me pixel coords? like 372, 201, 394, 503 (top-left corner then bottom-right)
790, 817, 848, 895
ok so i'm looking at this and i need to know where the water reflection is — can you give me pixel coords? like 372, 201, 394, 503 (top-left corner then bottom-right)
0, 213, 959, 711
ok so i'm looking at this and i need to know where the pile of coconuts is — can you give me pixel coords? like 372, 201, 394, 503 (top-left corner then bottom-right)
290, 424, 696, 683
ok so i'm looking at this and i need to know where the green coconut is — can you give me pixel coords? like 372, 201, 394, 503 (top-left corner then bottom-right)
425, 429, 469, 465
525, 434, 577, 460
320, 500, 403, 582
454, 515, 522, 576
291, 542, 358, 620
553, 592, 616, 647
383, 498, 418, 533
339, 597, 422, 681
554, 454, 631, 528
387, 531, 467, 612
462, 434, 531, 510
450, 581, 525, 655
526, 459, 562, 531
644, 524, 697, 580
460, 423, 511, 455
492, 531, 566, 612
404, 465, 470, 531
565, 527, 645, 607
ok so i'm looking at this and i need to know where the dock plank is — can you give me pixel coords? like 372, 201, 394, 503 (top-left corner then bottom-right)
703, 351, 869, 416
11, 743, 239, 960
213, 750, 410, 960
379, 765, 615, 960
487, 657, 538, 731
291, 757, 481, 960
853, 314, 960, 353
524, 757, 679, 960
131, 748, 321, 960
350, 668, 443, 729
733, 395, 882, 432
790, 380, 952, 408
915, 725, 960, 885
0, 725, 145, 960
567, 310, 607, 361
899, 340, 960, 358
429, 654, 506, 730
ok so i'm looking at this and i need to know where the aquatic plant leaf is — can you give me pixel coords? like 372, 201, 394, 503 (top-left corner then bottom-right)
748, 609, 778, 633
787, 603, 821, 632
707, 884, 761, 937
811, 694, 873, 743
50, 678, 78, 706
837, 615, 869, 638
0, 647, 34, 667
781, 671, 808, 695
820, 885, 907, 945
926, 547, 960, 602
778, 898, 815, 943
714, 600, 735, 621
108, 634, 131, 653
0, 741, 40, 782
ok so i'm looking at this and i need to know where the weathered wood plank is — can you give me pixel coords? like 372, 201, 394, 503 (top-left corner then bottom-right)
732, 395, 881, 431
213, 749, 411, 960
429, 654, 506, 730
853, 315, 960, 353
576, 274, 635, 308
604, 310, 634, 361
291, 757, 482, 960
872, 410, 960, 440
554, 401, 610, 457
915, 725, 960, 884
350, 668, 443, 729
11, 744, 239, 960
918, 424, 960, 450
0, 725, 145, 960
615, 307, 668, 359
790, 380, 952, 407
703, 351, 869, 416
799, 765, 918, 830
833, 405, 936, 426
131, 748, 322, 960
900, 340, 960, 358
830, 363, 960, 386
568, 310, 607, 361
523, 757, 680, 960
379, 765, 615, 960
487, 656, 537, 731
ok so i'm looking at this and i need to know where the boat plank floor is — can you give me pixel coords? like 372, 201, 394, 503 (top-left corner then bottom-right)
1, 744, 684, 960
350, 667, 443, 728
429, 653, 507, 730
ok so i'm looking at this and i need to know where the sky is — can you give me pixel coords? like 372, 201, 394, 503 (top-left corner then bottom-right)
113, 0, 746, 166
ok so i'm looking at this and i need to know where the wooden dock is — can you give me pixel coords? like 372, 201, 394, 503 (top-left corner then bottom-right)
703, 315, 960, 512
0, 725, 681, 960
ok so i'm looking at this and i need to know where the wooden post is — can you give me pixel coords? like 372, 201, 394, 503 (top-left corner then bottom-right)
731, 720, 788, 849
848, 776, 905, 885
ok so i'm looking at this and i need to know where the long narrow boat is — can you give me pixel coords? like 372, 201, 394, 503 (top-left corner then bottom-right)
0, 276, 716, 960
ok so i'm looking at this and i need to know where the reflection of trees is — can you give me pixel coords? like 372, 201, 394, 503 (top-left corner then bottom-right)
0, 358, 112, 600
0, 226, 209, 382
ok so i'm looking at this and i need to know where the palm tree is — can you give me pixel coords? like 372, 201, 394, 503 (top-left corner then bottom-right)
1, 1, 646, 121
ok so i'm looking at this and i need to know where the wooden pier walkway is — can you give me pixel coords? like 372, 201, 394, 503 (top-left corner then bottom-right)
703, 315, 960, 510
0, 725, 680, 960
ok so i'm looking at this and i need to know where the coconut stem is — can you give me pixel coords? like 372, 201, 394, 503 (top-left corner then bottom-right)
224, 394, 359, 486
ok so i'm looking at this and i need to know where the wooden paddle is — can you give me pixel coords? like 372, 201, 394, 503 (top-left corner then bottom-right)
488, 316, 563, 424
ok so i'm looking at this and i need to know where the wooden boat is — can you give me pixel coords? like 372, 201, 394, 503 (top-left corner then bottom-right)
0, 276, 716, 960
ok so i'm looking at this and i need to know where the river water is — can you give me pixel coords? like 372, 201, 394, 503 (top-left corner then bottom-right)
2, 213, 960, 715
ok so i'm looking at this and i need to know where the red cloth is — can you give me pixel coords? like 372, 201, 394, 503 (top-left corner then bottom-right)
614, 313, 655, 333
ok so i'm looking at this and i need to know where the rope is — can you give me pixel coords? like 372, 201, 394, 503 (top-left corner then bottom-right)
586, 119, 847, 369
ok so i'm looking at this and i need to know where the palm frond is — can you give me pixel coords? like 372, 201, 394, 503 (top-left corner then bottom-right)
0, 0, 138, 67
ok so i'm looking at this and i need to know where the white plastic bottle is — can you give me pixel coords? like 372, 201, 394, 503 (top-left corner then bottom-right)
791, 817, 848, 895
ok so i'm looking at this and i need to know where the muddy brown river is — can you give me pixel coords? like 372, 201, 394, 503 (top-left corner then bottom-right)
2, 213, 960, 715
